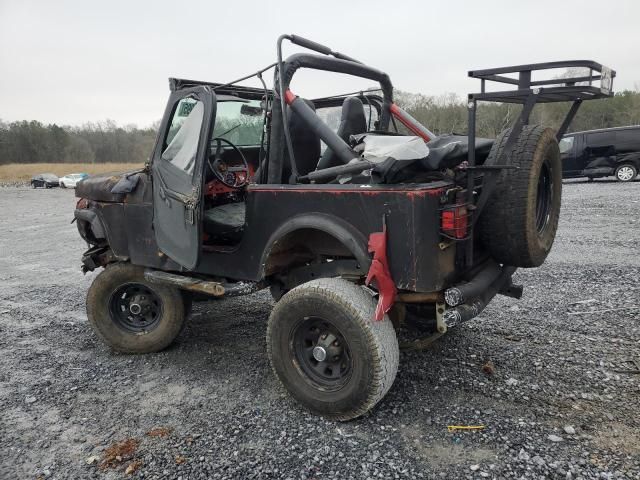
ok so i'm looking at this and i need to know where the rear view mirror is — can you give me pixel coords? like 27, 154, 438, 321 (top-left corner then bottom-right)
240, 104, 263, 116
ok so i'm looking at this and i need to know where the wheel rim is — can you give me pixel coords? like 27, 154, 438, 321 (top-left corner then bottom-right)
617, 166, 634, 181
290, 316, 352, 390
535, 159, 553, 234
108, 283, 163, 332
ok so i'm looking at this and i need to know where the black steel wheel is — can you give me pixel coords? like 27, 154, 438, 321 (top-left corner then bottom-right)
267, 278, 399, 421
108, 283, 163, 333
291, 316, 352, 390
87, 263, 185, 353
535, 159, 553, 234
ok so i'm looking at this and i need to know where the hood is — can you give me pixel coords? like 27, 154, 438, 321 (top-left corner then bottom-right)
75, 170, 141, 202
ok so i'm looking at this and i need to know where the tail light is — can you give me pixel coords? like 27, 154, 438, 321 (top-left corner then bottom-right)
441, 204, 469, 240
76, 198, 89, 209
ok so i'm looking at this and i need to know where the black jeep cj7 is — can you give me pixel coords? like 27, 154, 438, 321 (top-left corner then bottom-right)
74, 35, 615, 420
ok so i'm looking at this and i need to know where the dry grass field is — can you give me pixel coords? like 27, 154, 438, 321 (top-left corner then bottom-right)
0, 163, 143, 183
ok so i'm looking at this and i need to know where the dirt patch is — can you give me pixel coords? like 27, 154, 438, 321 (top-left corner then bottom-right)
593, 423, 640, 456
146, 427, 172, 438
100, 438, 140, 470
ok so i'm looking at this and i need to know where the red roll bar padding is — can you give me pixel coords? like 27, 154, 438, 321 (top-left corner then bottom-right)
390, 104, 433, 142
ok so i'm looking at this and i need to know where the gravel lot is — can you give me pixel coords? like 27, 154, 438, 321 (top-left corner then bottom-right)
1, 180, 639, 480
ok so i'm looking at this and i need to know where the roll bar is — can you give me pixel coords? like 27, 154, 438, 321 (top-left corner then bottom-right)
275, 34, 394, 183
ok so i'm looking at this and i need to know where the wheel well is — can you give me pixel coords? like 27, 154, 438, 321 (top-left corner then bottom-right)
263, 228, 356, 277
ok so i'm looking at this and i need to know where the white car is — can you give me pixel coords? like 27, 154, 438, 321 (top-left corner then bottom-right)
59, 173, 88, 188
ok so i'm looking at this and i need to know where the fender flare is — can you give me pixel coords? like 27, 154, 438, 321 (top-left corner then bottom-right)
616, 154, 640, 168
258, 213, 371, 279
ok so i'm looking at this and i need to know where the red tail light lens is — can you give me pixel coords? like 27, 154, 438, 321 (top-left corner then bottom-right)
76, 198, 89, 209
441, 206, 469, 239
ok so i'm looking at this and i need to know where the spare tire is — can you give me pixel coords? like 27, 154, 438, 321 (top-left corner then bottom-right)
479, 125, 562, 267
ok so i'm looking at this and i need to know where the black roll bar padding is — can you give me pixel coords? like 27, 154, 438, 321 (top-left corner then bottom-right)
275, 35, 392, 182
288, 94, 360, 167
290, 35, 332, 56
280, 53, 394, 128
300, 159, 374, 183
289, 34, 363, 64
277, 35, 299, 182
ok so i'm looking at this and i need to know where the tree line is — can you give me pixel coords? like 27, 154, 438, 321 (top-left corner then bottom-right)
395, 89, 640, 138
1, 89, 638, 165
0, 119, 157, 165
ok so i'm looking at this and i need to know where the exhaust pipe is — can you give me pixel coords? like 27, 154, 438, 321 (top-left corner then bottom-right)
444, 260, 503, 307
444, 266, 517, 328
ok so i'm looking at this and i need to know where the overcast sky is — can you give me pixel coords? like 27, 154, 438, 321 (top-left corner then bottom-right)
1, 0, 638, 127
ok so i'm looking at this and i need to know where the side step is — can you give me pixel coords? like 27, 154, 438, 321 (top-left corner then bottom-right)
145, 270, 225, 296
144, 269, 260, 298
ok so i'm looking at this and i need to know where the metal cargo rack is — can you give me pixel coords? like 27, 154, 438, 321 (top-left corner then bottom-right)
463, 60, 615, 266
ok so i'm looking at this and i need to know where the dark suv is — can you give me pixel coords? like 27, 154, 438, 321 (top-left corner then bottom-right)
560, 125, 640, 182
73, 35, 614, 420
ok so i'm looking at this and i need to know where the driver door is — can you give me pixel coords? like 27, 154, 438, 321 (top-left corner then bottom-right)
151, 86, 216, 270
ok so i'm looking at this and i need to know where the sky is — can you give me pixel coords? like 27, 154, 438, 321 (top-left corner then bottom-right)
1, 0, 638, 127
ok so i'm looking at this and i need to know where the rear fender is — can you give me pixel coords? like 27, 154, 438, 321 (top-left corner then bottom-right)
259, 213, 370, 279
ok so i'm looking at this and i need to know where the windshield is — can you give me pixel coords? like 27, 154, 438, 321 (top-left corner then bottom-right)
211, 100, 264, 146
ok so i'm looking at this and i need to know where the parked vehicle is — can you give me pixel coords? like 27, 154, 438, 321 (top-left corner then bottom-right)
560, 125, 640, 182
59, 173, 89, 188
73, 35, 614, 420
31, 173, 59, 188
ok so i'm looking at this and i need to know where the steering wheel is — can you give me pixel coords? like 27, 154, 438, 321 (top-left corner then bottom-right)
207, 137, 250, 188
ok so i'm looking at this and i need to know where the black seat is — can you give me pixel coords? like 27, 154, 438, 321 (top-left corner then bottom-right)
203, 202, 246, 241
317, 97, 367, 170
282, 98, 321, 181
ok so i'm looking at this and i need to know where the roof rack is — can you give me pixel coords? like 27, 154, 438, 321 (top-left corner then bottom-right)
468, 60, 615, 104
463, 60, 615, 269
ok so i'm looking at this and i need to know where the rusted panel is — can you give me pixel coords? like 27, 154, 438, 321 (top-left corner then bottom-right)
144, 270, 225, 297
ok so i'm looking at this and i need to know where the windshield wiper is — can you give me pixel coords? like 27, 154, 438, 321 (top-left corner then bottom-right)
215, 123, 241, 138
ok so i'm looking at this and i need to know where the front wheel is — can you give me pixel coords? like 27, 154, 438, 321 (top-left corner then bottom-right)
615, 164, 637, 182
86, 263, 186, 353
267, 278, 399, 421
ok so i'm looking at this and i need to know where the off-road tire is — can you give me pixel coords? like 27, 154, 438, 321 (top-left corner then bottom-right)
479, 125, 562, 267
267, 278, 399, 421
86, 263, 185, 353
615, 163, 637, 182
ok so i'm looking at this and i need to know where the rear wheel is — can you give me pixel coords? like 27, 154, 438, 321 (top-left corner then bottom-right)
267, 278, 399, 421
615, 164, 637, 182
86, 263, 185, 353
479, 125, 562, 267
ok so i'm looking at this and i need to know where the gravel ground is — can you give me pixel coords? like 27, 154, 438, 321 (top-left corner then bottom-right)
1, 179, 639, 480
